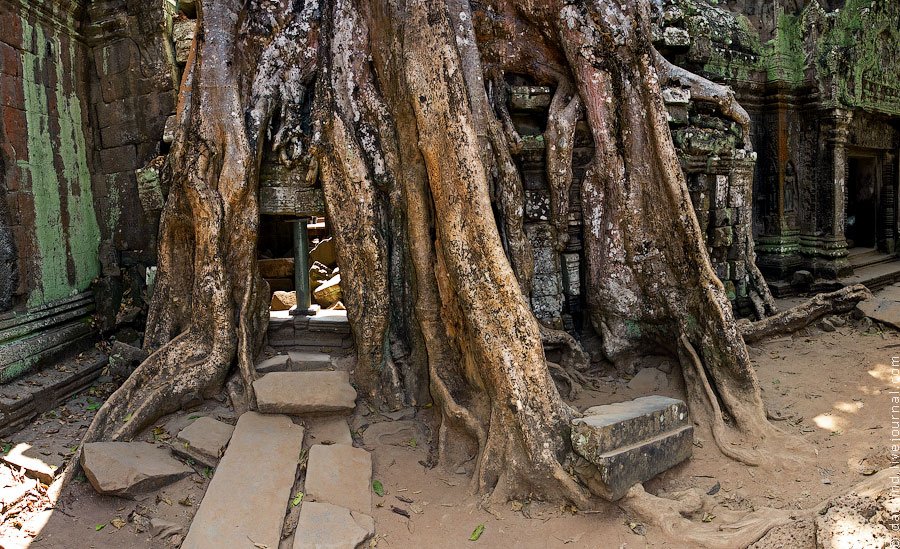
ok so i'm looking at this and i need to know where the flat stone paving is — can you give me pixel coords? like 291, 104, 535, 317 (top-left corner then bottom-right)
293, 502, 373, 549
254, 371, 356, 415
304, 444, 372, 516
182, 412, 304, 549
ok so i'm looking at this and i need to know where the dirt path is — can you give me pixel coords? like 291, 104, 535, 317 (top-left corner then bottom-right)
1, 306, 897, 548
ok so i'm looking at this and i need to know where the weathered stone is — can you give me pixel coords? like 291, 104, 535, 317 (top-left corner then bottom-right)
310, 237, 336, 266
108, 340, 148, 379
256, 351, 331, 373
362, 420, 426, 448
307, 417, 353, 446
254, 371, 356, 415
81, 442, 192, 498
173, 417, 234, 467
259, 257, 294, 279
662, 87, 690, 105
304, 444, 372, 515
172, 19, 195, 64
819, 318, 836, 332
309, 261, 330, 288
162, 114, 177, 144
626, 368, 669, 393
857, 285, 900, 329
572, 396, 692, 501
663, 27, 690, 47
182, 412, 304, 549
272, 290, 297, 311
313, 274, 342, 308
293, 502, 373, 549
791, 270, 814, 287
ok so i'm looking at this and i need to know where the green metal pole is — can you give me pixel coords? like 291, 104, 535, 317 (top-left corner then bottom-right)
292, 217, 315, 316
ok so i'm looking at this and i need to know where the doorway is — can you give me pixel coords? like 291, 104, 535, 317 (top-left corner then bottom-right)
845, 156, 878, 250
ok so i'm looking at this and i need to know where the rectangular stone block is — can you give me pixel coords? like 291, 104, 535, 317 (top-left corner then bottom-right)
304, 444, 372, 515
572, 396, 692, 501
182, 412, 304, 549
254, 371, 356, 415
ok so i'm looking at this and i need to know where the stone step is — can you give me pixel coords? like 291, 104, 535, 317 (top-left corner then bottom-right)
847, 248, 894, 270
256, 351, 332, 374
254, 372, 356, 415
182, 412, 304, 549
839, 260, 900, 292
303, 444, 373, 516
571, 396, 693, 501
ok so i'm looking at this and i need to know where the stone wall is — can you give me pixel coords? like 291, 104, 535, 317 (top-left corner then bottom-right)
0, 0, 178, 384
0, 0, 100, 310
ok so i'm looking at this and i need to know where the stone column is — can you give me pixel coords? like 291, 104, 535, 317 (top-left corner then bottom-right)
805, 108, 852, 278
883, 151, 896, 253
291, 218, 315, 316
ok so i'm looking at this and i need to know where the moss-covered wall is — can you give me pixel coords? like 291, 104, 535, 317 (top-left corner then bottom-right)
0, 0, 100, 310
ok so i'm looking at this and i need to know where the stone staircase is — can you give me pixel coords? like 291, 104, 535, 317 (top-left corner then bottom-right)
183, 314, 374, 549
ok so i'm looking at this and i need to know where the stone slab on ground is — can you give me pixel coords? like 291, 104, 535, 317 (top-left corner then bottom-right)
857, 284, 900, 329
173, 417, 235, 467
304, 444, 372, 515
254, 371, 356, 415
81, 442, 193, 498
256, 351, 332, 374
182, 412, 304, 549
572, 396, 692, 501
306, 417, 352, 446
293, 502, 373, 549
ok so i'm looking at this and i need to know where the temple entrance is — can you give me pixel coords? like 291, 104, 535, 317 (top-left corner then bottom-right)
845, 155, 878, 250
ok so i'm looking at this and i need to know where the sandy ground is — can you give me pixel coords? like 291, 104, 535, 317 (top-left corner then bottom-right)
1, 297, 898, 548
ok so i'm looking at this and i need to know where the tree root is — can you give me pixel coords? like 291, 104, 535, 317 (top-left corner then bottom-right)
541, 324, 591, 399
619, 468, 896, 549
620, 484, 793, 549
543, 80, 582, 251
741, 284, 872, 344
677, 336, 766, 466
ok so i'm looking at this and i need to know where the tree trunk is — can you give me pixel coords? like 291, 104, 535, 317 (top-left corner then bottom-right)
74, 0, 797, 514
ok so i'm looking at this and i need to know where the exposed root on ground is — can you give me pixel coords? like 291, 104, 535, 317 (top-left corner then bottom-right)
741, 284, 872, 344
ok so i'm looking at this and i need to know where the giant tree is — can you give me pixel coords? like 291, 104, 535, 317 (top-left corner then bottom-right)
72, 0, 816, 536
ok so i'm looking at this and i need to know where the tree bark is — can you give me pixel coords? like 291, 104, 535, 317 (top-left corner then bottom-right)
72, 0, 799, 516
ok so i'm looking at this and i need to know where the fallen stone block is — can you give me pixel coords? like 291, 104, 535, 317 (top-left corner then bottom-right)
857, 288, 900, 330
304, 444, 372, 515
572, 396, 692, 501
293, 502, 373, 549
313, 275, 342, 308
182, 412, 304, 549
254, 371, 356, 415
272, 291, 298, 311
259, 258, 295, 279
173, 417, 235, 467
81, 442, 193, 498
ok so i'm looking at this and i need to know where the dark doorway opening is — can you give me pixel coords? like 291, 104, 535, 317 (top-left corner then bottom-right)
846, 156, 878, 249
